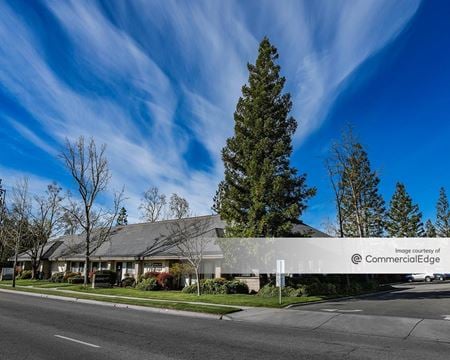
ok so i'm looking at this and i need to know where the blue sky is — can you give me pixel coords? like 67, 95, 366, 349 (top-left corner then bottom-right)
1, 0, 448, 229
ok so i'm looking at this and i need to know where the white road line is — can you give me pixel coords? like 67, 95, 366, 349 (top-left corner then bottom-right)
321, 309, 362, 313
54, 335, 101, 348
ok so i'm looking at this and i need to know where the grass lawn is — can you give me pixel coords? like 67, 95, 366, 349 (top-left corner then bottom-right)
0, 279, 325, 307
0, 284, 238, 315
64, 286, 324, 308
0, 280, 73, 288
1, 280, 389, 308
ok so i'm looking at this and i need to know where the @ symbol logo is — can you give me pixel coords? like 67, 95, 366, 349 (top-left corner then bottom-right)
351, 253, 362, 265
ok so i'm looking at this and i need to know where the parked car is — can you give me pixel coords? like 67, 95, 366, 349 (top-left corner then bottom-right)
403, 273, 435, 282
433, 273, 450, 281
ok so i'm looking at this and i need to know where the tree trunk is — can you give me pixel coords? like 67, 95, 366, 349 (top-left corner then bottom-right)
84, 232, 90, 286
12, 243, 19, 288
337, 205, 344, 238
195, 268, 200, 296
31, 261, 37, 280
84, 255, 89, 286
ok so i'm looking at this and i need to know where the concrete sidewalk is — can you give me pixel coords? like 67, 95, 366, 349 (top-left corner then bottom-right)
224, 307, 450, 343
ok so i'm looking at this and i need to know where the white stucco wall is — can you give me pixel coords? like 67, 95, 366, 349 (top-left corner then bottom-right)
51, 261, 66, 274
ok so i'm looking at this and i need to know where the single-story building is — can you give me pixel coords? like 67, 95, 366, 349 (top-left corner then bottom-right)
13, 215, 328, 286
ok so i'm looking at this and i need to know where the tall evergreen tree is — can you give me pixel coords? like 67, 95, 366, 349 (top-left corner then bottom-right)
436, 187, 450, 237
386, 182, 423, 237
331, 129, 385, 237
424, 219, 437, 237
213, 37, 315, 237
116, 207, 128, 226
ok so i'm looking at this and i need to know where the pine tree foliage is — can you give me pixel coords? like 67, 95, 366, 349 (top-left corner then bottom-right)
332, 130, 385, 237
436, 187, 450, 237
116, 207, 128, 226
424, 219, 437, 237
386, 182, 423, 237
213, 37, 315, 237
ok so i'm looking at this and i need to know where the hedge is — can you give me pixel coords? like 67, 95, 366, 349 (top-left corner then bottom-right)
182, 278, 249, 295
136, 277, 160, 291
17, 270, 32, 280
121, 276, 136, 287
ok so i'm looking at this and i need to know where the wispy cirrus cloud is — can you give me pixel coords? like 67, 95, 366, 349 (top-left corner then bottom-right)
0, 0, 420, 223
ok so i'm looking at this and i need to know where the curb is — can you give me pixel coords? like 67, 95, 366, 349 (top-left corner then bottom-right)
0, 288, 224, 320
53, 288, 247, 309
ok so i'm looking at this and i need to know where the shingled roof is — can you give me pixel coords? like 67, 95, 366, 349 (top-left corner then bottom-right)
15, 215, 329, 261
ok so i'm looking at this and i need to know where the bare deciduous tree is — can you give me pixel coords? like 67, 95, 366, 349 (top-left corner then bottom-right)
170, 218, 213, 296
325, 152, 345, 238
60, 136, 123, 286
27, 182, 64, 279
58, 193, 83, 236
7, 178, 32, 287
326, 127, 385, 238
169, 193, 191, 220
139, 186, 166, 222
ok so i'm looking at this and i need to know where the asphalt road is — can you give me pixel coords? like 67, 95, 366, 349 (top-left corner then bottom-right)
1, 291, 450, 360
293, 282, 450, 320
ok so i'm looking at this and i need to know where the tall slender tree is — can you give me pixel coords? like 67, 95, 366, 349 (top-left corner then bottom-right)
386, 182, 423, 237
7, 178, 32, 287
61, 136, 123, 286
436, 187, 450, 237
329, 128, 385, 237
116, 207, 128, 226
28, 182, 64, 278
214, 37, 315, 237
424, 219, 437, 237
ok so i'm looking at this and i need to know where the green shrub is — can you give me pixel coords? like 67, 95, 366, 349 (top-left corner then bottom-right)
182, 284, 198, 293
361, 279, 379, 292
347, 282, 363, 295
50, 272, 65, 283
138, 271, 159, 283
64, 272, 80, 282
276, 275, 380, 297
182, 278, 249, 295
226, 280, 249, 294
121, 276, 136, 287
305, 282, 337, 296
18, 270, 32, 280
68, 276, 84, 284
284, 286, 304, 297
136, 277, 160, 291
257, 284, 303, 297
201, 278, 228, 294
156, 272, 174, 290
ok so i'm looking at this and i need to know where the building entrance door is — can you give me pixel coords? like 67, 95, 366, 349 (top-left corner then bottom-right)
115, 262, 123, 284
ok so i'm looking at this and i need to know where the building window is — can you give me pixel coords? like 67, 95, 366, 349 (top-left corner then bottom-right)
125, 262, 135, 275
144, 262, 163, 273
